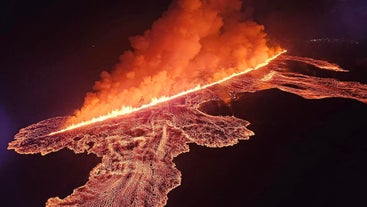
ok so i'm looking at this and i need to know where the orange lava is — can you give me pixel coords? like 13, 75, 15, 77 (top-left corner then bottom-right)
282, 56, 348, 72
9, 52, 367, 207
50, 50, 286, 135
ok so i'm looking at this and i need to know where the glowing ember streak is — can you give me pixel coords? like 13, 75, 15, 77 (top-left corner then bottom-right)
49, 50, 287, 135
282, 56, 349, 72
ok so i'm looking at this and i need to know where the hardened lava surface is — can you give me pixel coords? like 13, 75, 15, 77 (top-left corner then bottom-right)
8, 57, 367, 207
9, 89, 252, 207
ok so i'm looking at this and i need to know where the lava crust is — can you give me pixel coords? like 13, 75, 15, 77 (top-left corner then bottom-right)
8, 58, 367, 207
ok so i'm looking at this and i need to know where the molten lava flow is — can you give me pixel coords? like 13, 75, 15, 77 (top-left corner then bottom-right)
50, 50, 286, 135
9, 56, 367, 207
282, 56, 349, 72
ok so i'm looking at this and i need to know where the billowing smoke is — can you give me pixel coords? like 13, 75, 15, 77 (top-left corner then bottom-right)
69, 0, 280, 124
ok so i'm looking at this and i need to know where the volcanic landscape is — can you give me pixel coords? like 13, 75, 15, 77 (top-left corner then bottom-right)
8, 54, 367, 206
5, 0, 367, 206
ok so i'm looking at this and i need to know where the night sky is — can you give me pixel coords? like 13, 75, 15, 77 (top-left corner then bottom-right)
1, 0, 367, 206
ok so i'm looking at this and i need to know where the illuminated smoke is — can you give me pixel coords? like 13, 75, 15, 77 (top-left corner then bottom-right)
69, 0, 280, 125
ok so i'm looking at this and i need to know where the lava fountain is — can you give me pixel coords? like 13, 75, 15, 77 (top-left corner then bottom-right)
8, 0, 367, 206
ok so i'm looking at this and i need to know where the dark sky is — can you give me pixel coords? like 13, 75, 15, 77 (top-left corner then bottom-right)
1, 0, 367, 206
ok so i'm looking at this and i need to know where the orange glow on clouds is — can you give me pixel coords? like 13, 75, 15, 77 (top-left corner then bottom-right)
67, 0, 282, 124
51, 0, 284, 135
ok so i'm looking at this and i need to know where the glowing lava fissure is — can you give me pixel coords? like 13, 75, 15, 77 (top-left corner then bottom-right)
8, 55, 367, 207
50, 50, 286, 136
67, 0, 282, 128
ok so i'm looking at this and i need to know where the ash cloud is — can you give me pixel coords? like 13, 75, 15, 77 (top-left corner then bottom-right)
69, 0, 279, 124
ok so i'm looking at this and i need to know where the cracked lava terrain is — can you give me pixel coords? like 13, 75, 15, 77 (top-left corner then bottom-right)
8, 55, 367, 207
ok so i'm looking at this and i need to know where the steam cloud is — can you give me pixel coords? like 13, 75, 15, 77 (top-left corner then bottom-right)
70, 0, 280, 124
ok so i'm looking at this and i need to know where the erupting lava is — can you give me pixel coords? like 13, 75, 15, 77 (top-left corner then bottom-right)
50, 50, 286, 136
7, 0, 367, 207
66, 0, 282, 127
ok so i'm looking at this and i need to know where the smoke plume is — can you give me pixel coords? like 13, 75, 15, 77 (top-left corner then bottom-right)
70, 0, 280, 124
